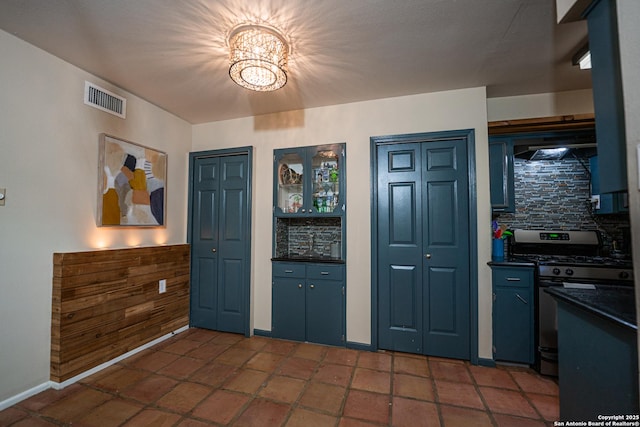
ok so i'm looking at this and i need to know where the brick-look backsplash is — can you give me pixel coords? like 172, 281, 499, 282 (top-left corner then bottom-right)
495, 158, 631, 255
275, 217, 342, 258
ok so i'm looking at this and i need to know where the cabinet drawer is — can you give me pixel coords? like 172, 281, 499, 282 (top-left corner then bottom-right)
272, 262, 306, 278
493, 268, 533, 288
307, 264, 344, 281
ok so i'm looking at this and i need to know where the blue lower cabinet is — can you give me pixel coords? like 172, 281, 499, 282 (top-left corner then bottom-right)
306, 279, 344, 346
491, 266, 534, 364
272, 262, 345, 346
272, 278, 306, 341
554, 298, 638, 419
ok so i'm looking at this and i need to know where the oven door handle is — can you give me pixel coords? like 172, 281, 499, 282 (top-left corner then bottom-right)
538, 280, 562, 288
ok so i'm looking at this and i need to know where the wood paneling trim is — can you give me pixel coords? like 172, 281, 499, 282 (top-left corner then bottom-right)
488, 114, 595, 135
51, 244, 190, 382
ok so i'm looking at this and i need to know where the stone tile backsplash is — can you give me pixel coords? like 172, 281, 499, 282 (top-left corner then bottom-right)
495, 158, 630, 255
275, 217, 342, 258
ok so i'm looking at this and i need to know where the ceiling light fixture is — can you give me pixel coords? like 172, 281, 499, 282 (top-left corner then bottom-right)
228, 24, 289, 92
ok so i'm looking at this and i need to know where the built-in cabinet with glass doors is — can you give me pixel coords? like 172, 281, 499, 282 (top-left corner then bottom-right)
272, 143, 346, 346
274, 144, 345, 217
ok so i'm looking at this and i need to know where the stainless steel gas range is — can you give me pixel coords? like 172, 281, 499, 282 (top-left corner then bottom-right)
509, 229, 634, 376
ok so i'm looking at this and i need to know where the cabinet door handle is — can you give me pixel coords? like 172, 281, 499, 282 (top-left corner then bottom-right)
309, 284, 315, 289
211, 248, 217, 253
515, 293, 528, 304
301, 209, 306, 213
284, 270, 294, 273
506, 277, 521, 282
320, 272, 329, 275
298, 284, 302, 289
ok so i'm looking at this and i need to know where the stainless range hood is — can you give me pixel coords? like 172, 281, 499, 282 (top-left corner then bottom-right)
513, 133, 597, 160
527, 143, 597, 160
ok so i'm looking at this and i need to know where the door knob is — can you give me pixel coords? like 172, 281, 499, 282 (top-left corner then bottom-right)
211, 248, 217, 253
424, 253, 431, 259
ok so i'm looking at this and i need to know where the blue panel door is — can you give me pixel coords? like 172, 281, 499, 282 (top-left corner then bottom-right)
190, 157, 220, 330
377, 136, 470, 359
377, 143, 424, 353
190, 154, 249, 334
422, 140, 470, 359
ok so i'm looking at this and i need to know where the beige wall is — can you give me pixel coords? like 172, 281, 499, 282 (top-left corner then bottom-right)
192, 88, 494, 357
617, 0, 640, 379
0, 30, 191, 402
487, 89, 594, 121
0, 19, 605, 406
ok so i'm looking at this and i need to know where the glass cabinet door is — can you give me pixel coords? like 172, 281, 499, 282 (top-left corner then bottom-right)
311, 148, 341, 214
276, 151, 304, 214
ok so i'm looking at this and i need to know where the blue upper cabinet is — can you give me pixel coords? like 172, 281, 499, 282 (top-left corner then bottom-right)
586, 0, 627, 193
274, 144, 346, 217
489, 137, 515, 213
589, 156, 628, 214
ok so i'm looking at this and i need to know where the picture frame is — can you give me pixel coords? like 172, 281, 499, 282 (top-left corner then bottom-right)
97, 133, 167, 227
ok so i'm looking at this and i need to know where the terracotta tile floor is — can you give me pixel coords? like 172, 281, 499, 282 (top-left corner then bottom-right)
0, 328, 559, 426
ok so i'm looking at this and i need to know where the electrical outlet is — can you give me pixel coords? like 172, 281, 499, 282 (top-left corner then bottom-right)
590, 195, 601, 210
159, 279, 167, 294
0, 188, 5, 206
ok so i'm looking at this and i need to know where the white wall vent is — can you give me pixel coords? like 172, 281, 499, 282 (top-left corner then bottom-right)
84, 81, 127, 118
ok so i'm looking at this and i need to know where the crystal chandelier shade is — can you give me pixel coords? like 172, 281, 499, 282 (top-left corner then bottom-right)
228, 25, 289, 92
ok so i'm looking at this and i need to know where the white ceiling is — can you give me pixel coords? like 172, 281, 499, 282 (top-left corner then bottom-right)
0, 0, 591, 124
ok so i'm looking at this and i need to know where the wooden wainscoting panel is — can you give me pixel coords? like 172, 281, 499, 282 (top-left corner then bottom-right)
51, 244, 190, 382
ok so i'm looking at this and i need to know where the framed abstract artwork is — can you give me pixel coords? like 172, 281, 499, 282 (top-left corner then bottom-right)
97, 134, 167, 227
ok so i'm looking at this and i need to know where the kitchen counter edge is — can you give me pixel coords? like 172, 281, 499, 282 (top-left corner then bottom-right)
487, 258, 536, 268
545, 286, 637, 331
272, 257, 345, 264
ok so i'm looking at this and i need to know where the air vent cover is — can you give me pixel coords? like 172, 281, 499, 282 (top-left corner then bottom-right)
84, 81, 126, 118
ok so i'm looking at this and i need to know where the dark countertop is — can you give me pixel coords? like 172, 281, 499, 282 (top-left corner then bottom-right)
545, 285, 637, 330
272, 256, 345, 264
487, 256, 536, 268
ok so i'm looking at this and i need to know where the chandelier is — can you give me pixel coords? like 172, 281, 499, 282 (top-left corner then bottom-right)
228, 25, 289, 92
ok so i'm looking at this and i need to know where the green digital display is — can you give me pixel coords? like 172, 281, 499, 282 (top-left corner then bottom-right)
540, 232, 569, 240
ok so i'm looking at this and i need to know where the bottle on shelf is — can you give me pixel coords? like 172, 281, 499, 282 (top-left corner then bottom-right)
327, 189, 334, 211
330, 165, 338, 183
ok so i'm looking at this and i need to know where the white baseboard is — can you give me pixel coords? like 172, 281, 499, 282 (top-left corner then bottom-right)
0, 382, 52, 412
0, 325, 189, 411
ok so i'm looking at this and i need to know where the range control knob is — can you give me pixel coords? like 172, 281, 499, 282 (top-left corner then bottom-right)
552, 268, 561, 275
620, 271, 630, 280
565, 268, 574, 276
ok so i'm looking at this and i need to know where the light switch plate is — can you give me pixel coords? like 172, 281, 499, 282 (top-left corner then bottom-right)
0, 188, 5, 206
